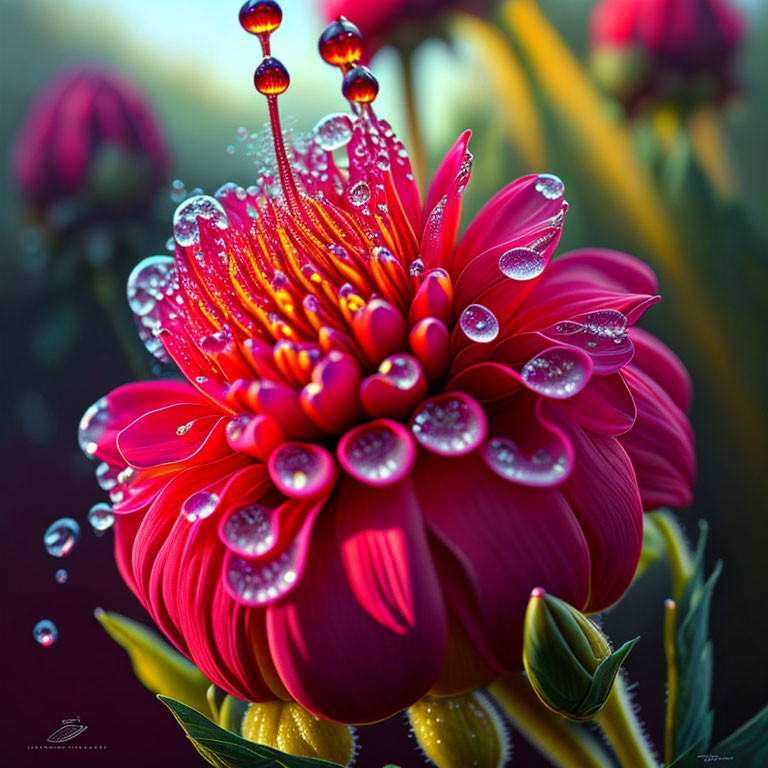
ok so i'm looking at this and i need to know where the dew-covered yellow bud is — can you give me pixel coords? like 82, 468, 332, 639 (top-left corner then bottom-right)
408, 692, 508, 768
241, 700, 355, 766
523, 588, 638, 722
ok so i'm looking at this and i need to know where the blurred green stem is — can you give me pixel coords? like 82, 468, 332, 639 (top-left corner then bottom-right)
663, 599, 679, 767
490, 675, 614, 768
87, 264, 150, 380
401, 46, 427, 193
650, 510, 694, 603
594, 677, 657, 768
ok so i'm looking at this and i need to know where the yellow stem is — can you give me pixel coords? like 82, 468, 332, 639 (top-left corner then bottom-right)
401, 46, 427, 194
650, 511, 694, 603
663, 599, 679, 767
595, 677, 658, 768
490, 675, 614, 768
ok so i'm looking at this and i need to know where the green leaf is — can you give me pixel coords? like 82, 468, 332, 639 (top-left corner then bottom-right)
158, 695, 344, 768
711, 705, 768, 766
578, 638, 639, 719
670, 523, 722, 762
95, 608, 210, 715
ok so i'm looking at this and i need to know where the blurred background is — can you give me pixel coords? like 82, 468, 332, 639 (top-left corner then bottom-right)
2, 0, 766, 766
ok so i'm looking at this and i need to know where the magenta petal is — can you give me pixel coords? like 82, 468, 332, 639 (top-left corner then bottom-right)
552, 409, 644, 612
267, 478, 446, 723
562, 372, 637, 436
412, 450, 590, 671
621, 367, 695, 510
629, 327, 692, 412
410, 392, 488, 456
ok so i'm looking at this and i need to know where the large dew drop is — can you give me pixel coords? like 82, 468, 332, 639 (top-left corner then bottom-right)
313, 113, 354, 151
459, 304, 499, 343
78, 397, 109, 458
173, 194, 229, 247
482, 438, 569, 487
33, 620, 58, 647
534, 174, 564, 200
182, 491, 220, 522
221, 504, 276, 557
339, 421, 415, 486
411, 394, 487, 456
44, 518, 80, 557
379, 355, 420, 390
347, 180, 371, 207
88, 503, 115, 533
521, 348, 590, 399
269, 443, 333, 498
498, 247, 546, 281
226, 543, 299, 606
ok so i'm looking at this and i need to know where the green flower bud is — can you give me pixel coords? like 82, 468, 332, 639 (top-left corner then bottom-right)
522, 588, 638, 722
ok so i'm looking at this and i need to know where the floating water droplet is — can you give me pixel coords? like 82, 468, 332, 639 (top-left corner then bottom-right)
521, 348, 590, 398
379, 355, 420, 390
170, 179, 187, 203
95, 462, 118, 491
182, 491, 220, 522
498, 247, 546, 281
165, 237, 175, 252
33, 620, 58, 647
459, 304, 499, 343
88, 503, 115, 533
347, 180, 371, 207
222, 504, 276, 557
226, 542, 299, 605
55, 569, 68, 584
482, 438, 569, 486
173, 195, 229, 248
226, 144, 236, 155
78, 397, 109, 458
44, 518, 80, 557
411, 394, 487, 456
313, 113, 354, 151
535, 174, 564, 200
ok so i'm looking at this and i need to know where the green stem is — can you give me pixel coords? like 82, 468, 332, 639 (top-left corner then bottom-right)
489, 675, 614, 768
87, 264, 151, 380
400, 46, 427, 194
650, 510, 694, 602
595, 677, 658, 768
663, 599, 678, 767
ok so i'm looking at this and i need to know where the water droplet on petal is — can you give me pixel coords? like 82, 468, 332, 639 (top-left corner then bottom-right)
182, 491, 220, 522
226, 542, 299, 605
521, 348, 590, 399
498, 247, 546, 281
410, 393, 487, 456
33, 620, 58, 647
409, 258, 425, 277
268, 443, 334, 498
459, 304, 499, 343
88, 503, 115, 533
347, 180, 371, 207
173, 195, 229, 248
78, 397, 109, 458
127, 255, 176, 316
44, 518, 80, 557
221, 504, 276, 557
338, 420, 416, 486
482, 438, 569, 486
313, 113, 354, 151
535, 174, 564, 200
379, 355, 420, 390
55, 569, 68, 584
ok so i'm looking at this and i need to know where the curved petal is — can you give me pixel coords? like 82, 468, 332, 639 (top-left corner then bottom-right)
620, 367, 695, 510
412, 450, 590, 671
562, 372, 637, 436
267, 477, 447, 724
629, 327, 692, 412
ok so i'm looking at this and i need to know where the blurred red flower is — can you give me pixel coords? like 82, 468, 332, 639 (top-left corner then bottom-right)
321, 0, 499, 55
590, 0, 744, 113
11, 66, 169, 228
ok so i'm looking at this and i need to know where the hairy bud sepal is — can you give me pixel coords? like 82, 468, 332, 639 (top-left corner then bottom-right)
523, 588, 639, 722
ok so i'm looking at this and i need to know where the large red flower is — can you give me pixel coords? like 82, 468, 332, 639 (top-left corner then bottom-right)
80, 9, 694, 725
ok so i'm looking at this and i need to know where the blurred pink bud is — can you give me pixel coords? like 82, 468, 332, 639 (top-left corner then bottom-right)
590, 0, 744, 114
11, 65, 169, 222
